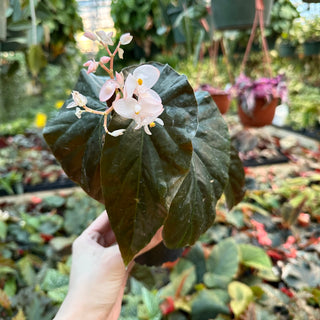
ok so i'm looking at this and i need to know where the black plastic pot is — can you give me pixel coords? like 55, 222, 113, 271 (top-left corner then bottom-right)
211, 0, 274, 31
303, 40, 320, 56
278, 42, 296, 57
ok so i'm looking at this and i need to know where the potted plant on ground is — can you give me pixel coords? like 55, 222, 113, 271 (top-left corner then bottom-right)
277, 19, 302, 58
301, 17, 320, 56
199, 84, 231, 114
233, 73, 288, 127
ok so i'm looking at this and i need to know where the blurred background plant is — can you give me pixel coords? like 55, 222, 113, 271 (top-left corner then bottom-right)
0, 0, 83, 131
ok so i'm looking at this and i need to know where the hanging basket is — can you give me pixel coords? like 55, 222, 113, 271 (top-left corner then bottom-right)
238, 97, 279, 127
200, 85, 231, 114
210, 0, 274, 31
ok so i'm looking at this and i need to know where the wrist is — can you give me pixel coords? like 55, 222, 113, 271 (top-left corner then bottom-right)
53, 293, 111, 320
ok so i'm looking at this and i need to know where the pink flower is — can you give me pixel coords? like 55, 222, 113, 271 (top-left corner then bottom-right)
83, 60, 99, 74
298, 213, 310, 227
251, 219, 272, 246
257, 230, 272, 246
283, 236, 296, 249
99, 79, 120, 102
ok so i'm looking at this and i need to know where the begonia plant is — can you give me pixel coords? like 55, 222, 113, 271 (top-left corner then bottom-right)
233, 73, 288, 116
43, 31, 245, 265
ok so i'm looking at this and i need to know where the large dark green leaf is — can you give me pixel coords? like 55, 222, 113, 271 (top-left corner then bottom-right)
43, 69, 108, 203
43, 63, 240, 265
44, 63, 198, 264
162, 91, 230, 248
100, 63, 198, 264
224, 145, 246, 210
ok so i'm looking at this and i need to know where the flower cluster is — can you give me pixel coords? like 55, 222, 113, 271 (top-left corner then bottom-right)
251, 219, 272, 246
233, 73, 288, 115
66, 31, 164, 136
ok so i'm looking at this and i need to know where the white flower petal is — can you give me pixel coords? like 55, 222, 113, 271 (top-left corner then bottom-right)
75, 107, 82, 119
66, 101, 77, 109
134, 122, 142, 130
154, 118, 164, 126
108, 129, 126, 137
118, 47, 124, 59
124, 73, 137, 98
116, 72, 124, 88
143, 125, 152, 135
96, 30, 113, 45
138, 87, 161, 104
72, 91, 87, 107
138, 98, 163, 118
120, 33, 133, 45
99, 79, 119, 102
84, 31, 97, 41
133, 65, 160, 89
113, 97, 138, 119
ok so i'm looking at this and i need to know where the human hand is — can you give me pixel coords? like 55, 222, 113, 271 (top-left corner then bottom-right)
54, 211, 163, 320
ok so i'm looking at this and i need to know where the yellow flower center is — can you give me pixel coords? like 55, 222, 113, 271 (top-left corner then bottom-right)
137, 78, 143, 85
150, 122, 156, 128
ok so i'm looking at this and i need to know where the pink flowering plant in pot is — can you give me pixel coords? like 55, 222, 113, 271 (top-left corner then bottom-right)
232, 73, 288, 127
233, 73, 288, 116
43, 31, 245, 265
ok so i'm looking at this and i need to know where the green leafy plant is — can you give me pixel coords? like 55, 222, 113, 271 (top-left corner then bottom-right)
111, 0, 169, 59
43, 31, 245, 265
2, 0, 83, 68
265, 0, 299, 41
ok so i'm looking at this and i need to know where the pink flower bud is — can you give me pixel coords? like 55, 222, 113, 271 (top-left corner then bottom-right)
96, 30, 113, 45
84, 31, 97, 41
100, 56, 111, 64
83, 60, 99, 74
120, 33, 133, 45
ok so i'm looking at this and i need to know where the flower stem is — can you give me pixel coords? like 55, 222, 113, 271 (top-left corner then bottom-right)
99, 62, 113, 78
82, 105, 105, 115
103, 106, 114, 133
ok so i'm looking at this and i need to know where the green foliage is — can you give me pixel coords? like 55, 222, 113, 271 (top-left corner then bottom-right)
239, 244, 273, 272
111, 0, 169, 58
2, 0, 83, 64
265, 0, 299, 38
204, 238, 239, 289
228, 281, 253, 318
0, 52, 80, 126
0, 191, 102, 319
287, 83, 320, 130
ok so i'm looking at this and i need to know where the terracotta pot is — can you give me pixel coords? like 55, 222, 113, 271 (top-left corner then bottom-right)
238, 97, 279, 127
211, 93, 231, 114
199, 85, 231, 114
